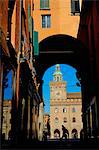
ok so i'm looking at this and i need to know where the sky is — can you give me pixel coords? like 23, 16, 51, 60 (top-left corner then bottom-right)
4, 64, 81, 114
42, 64, 81, 114
4, 71, 12, 100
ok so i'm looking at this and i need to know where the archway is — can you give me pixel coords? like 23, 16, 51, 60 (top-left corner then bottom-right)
71, 129, 78, 139
42, 64, 81, 113
54, 129, 60, 139
35, 34, 89, 140
35, 34, 88, 104
35, 34, 88, 80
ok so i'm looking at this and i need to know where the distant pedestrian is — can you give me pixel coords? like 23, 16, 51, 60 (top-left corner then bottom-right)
62, 125, 67, 140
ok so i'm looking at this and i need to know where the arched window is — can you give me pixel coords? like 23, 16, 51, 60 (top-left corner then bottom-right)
72, 117, 76, 122
54, 129, 60, 138
71, 129, 78, 139
63, 108, 67, 113
55, 117, 59, 123
63, 117, 67, 123
55, 108, 58, 113
57, 76, 59, 81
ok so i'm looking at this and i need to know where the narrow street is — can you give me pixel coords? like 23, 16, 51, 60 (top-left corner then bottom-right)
1, 1, 99, 149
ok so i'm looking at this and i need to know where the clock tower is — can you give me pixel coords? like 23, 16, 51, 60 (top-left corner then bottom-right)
50, 64, 67, 101
50, 64, 82, 139
50, 64, 67, 138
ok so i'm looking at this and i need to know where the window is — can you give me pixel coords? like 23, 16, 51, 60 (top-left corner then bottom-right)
63, 117, 67, 123
63, 108, 67, 113
75, 0, 80, 12
72, 107, 76, 112
40, 0, 50, 9
57, 77, 59, 81
71, 0, 80, 15
42, 15, 51, 28
55, 117, 59, 123
72, 117, 76, 122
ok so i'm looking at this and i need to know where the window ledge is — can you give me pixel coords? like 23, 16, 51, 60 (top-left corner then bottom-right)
71, 12, 80, 16
40, 8, 50, 10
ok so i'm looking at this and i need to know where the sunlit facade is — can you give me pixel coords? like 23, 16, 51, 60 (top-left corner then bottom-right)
33, 0, 82, 42
50, 64, 82, 139
2, 100, 12, 140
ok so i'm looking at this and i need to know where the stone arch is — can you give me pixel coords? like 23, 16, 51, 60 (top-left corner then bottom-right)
71, 128, 78, 139
54, 129, 60, 139
35, 34, 89, 93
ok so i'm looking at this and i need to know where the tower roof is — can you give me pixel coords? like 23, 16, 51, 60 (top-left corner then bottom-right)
53, 64, 62, 76
53, 71, 62, 75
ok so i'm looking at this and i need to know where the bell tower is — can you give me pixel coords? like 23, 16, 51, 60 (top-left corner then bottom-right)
50, 64, 67, 101
53, 64, 62, 82
50, 64, 67, 138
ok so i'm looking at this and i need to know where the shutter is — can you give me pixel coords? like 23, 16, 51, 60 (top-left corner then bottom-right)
28, 4, 31, 32
40, 0, 49, 9
46, 0, 49, 8
32, 18, 34, 45
40, 0, 43, 9
75, 0, 80, 12
33, 31, 39, 56
71, 0, 75, 13
29, 17, 33, 43
28, 4, 33, 43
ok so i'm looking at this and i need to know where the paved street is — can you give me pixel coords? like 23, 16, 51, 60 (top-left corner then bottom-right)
1, 138, 99, 149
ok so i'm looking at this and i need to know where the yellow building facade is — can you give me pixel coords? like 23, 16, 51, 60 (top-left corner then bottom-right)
43, 113, 50, 132
33, 0, 82, 42
50, 64, 83, 139
2, 100, 12, 140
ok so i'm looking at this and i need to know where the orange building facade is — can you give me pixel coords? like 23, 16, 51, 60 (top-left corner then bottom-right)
33, 0, 82, 42
0, 0, 43, 143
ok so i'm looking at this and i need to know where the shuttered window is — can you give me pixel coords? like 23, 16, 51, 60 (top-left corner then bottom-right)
40, 0, 49, 9
28, 4, 33, 43
33, 31, 39, 56
71, 0, 80, 15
